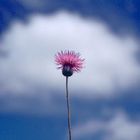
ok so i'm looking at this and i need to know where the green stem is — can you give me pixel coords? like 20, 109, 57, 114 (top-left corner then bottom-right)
66, 76, 72, 140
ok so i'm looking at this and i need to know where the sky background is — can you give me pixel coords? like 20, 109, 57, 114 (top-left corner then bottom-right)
0, 0, 140, 140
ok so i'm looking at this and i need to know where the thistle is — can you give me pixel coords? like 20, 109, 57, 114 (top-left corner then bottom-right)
55, 50, 84, 140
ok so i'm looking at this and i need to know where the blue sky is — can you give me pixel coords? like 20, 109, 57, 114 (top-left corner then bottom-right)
0, 0, 140, 140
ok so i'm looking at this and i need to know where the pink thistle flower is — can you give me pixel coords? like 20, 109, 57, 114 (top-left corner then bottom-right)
55, 51, 85, 140
55, 50, 84, 76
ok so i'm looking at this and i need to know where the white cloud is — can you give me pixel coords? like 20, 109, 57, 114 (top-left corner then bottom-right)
1, 11, 140, 98
73, 112, 140, 140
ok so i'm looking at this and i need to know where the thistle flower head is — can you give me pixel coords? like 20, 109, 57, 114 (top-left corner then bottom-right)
55, 50, 84, 76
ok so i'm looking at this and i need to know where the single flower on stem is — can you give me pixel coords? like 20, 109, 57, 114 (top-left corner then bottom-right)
55, 50, 84, 140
